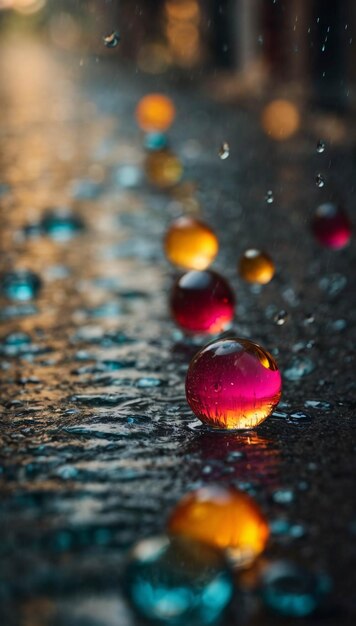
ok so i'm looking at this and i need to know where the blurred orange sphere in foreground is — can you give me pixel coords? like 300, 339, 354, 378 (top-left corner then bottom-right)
168, 485, 269, 568
135, 93, 176, 132
164, 216, 219, 270
261, 99, 300, 140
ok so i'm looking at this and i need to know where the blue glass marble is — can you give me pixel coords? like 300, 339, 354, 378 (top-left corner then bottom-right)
41, 209, 85, 241
144, 132, 169, 151
1, 270, 42, 301
260, 561, 330, 617
124, 535, 233, 625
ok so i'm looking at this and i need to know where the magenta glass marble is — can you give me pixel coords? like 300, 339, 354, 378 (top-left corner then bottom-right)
170, 270, 235, 334
312, 203, 352, 249
185, 337, 282, 429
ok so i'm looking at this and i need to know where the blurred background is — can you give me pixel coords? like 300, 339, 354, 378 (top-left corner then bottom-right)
0, 0, 355, 112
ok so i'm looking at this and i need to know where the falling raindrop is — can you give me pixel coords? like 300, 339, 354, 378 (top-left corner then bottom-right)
316, 139, 325, 153
218, 142, 230, 160
265, 190, 274, 204
315, 173, 325, 188
274, 310, 288, 326
103, 31, 121, 48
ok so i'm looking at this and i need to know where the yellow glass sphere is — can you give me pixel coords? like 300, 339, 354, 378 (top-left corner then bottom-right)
135, 93, 176, 132
238, 249, 275, 284
145, 149, 183, 189
164, 216, 219, 270
168, 485, 269, 568
261, 99, 300, 141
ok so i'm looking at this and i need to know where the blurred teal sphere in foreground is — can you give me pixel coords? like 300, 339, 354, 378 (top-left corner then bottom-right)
124, 535, 234, 625
261, 561, 331, 617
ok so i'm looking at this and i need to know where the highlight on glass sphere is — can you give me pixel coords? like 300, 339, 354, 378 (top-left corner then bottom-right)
168, 485, 269, 568
145, 149, 183, 188
164, 216, 219, 270
170, 269, 235, 335
311, 202, 352, 249
123, 534, 234, 625
135, 93, 176, 132
238, 249, 275, 284
185, 337, 282, 430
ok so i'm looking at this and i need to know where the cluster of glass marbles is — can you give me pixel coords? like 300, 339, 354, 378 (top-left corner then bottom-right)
125, 484, 329, 622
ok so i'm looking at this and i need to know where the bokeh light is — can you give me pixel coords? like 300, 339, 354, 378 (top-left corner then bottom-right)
261, 99, 300, 140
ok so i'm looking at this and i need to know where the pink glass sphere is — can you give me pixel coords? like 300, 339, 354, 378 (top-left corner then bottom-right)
185, 337, 282, 429
312, 203, 352, 249
170, 270, 235, 334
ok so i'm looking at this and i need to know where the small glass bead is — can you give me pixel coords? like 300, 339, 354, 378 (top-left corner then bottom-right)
238, 249, 275, 284
312, 202, 352, 249
135, 93, 176, 132
124, 535, 233, 625
164, 216, 219, 270
144, 132, 168, 151
145, 149, 183, 188
260, 561, 330, 617
168, 486, 269, 568
0, 270, 42, 301
41, 208, 85, 241
170, 270, 235, 335
185, 337, 282, 429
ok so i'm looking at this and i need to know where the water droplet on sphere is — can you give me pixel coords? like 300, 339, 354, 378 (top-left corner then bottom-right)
316, 139, 325, 153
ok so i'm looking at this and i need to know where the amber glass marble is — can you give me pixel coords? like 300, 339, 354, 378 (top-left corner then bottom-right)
135, 93, 176, 132
164, 216, 219, 270
168, 485, 269, 568
238, 249, 275, 284
185, 337, 282, 430
145, 149, 183, 189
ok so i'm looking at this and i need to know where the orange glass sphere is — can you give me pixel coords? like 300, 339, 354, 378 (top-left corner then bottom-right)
238, 249, 275, 284
145, 149, 183, 189
164, 216, 219, 270
135, 93, 176, 132
168, 485, 269, 568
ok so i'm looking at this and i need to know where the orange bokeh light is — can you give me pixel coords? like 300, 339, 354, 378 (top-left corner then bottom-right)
135, 93, 176, 132
261, 99, 300, 140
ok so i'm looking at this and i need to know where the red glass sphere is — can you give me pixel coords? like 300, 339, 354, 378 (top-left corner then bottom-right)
170, 270, 235, 335
312, 203, 352, 249
185, 337, 282, 429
